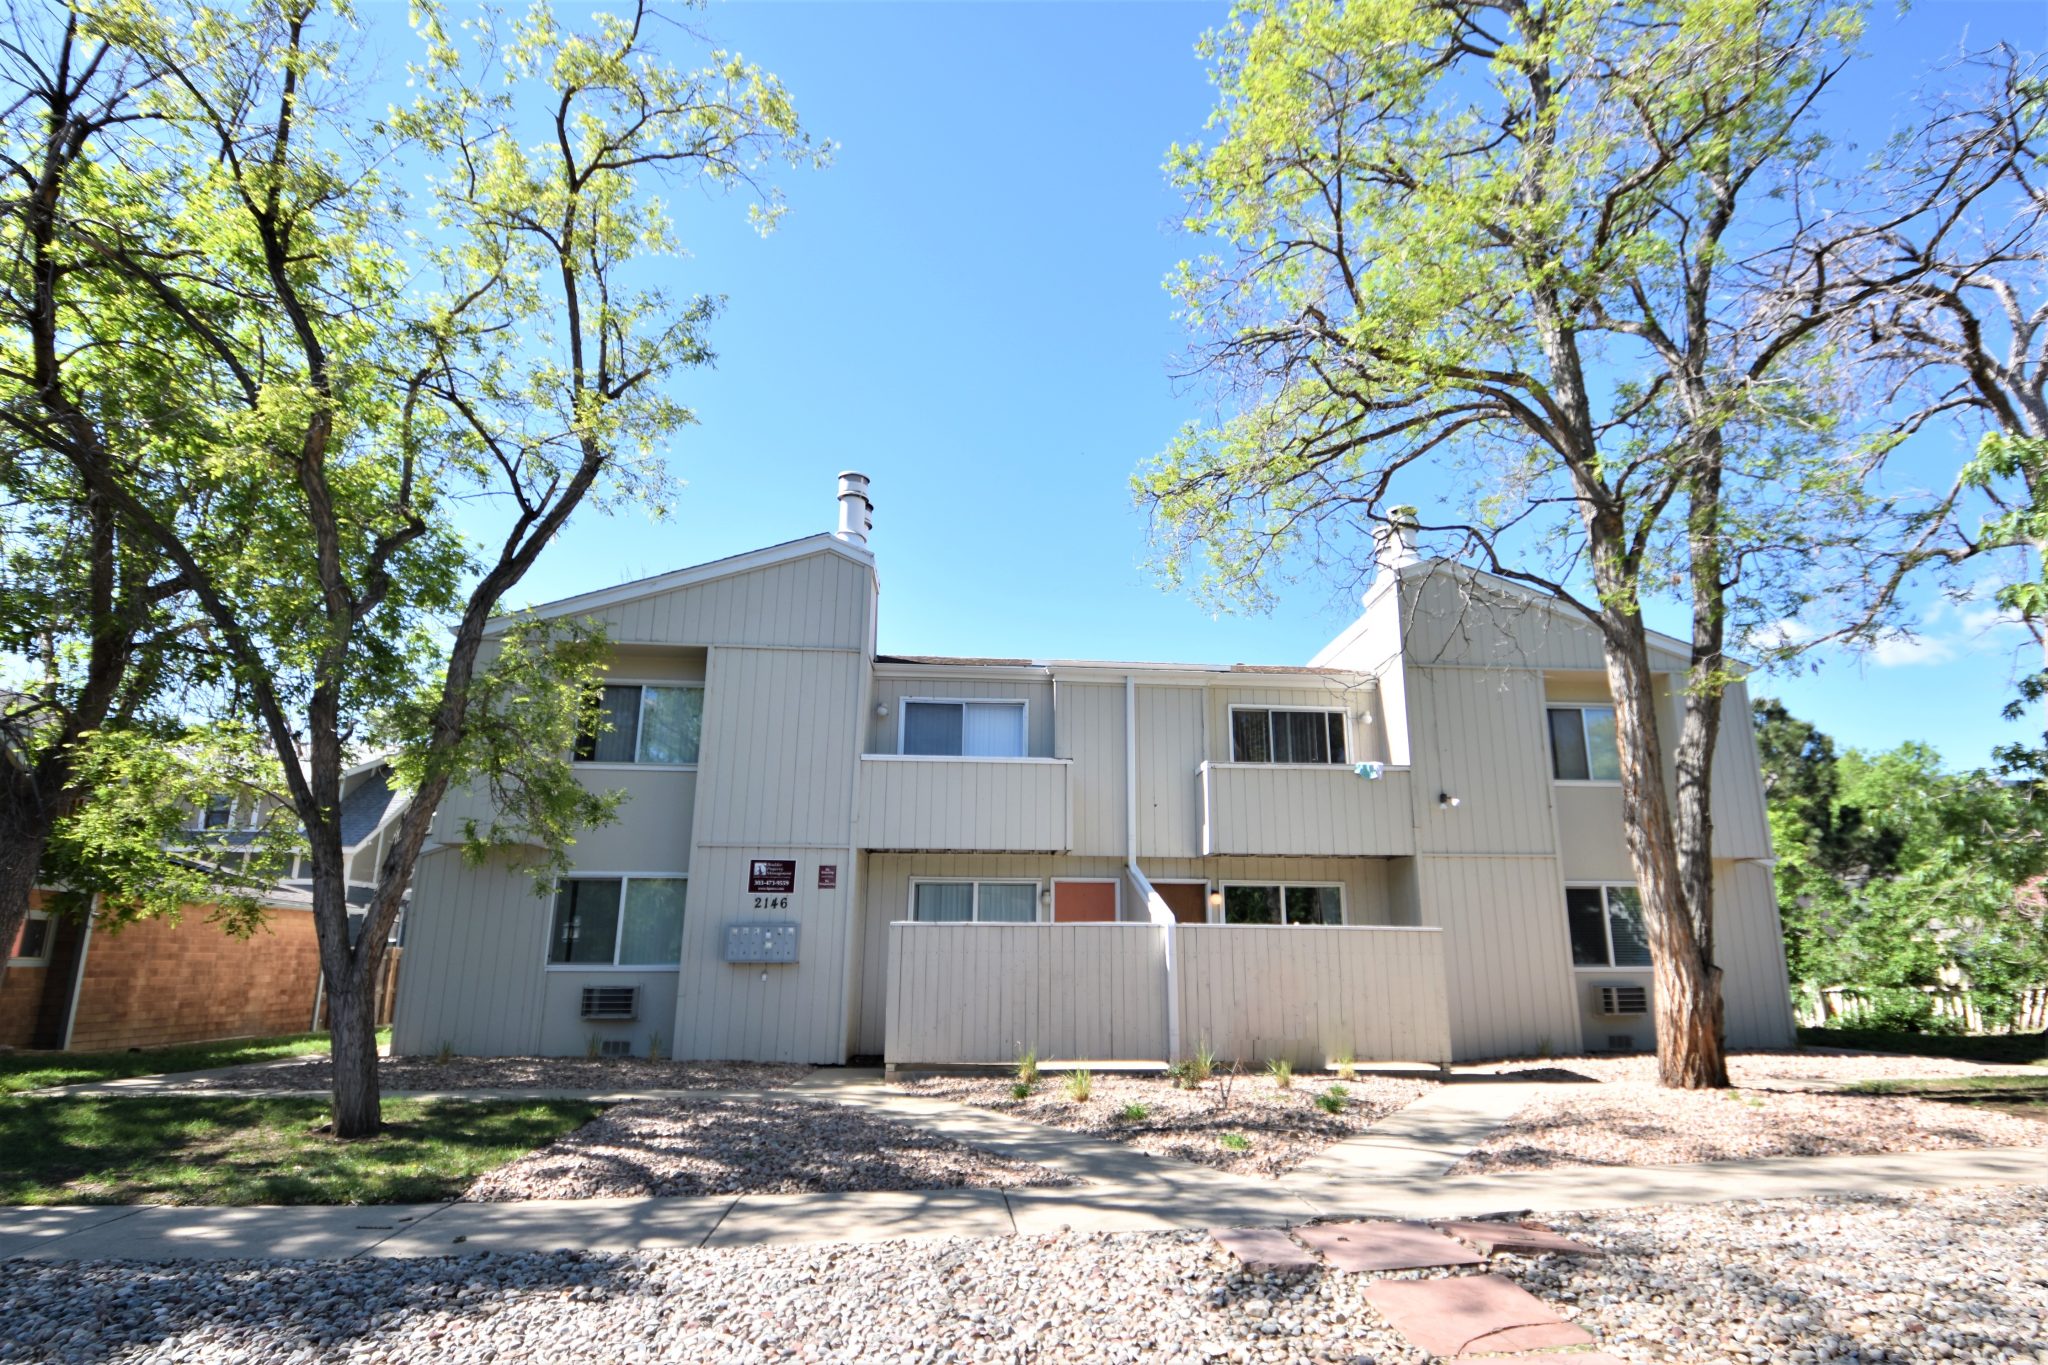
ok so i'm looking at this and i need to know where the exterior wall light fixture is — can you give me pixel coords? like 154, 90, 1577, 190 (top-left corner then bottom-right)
1438, 792, 1462, 810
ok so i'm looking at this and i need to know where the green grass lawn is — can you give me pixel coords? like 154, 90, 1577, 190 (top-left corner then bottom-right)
0, 1096, 602, 1205
1797, 1026, 2048, 1067
0, 1027, 390, 1096
1845, 1072, 2048, 1097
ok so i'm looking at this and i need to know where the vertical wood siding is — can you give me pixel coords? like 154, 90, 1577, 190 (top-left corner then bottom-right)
1136, 685, 1206, 858
1709, 682, 1774, 859
864, 676, 1055, 755
551, 770, 697, 872
1200, 765, 1415, 856
882, 922, 1451, 1067
391, 848, 549, 1057
693, 647, 864, 847
1713, 858, 1797, 1047
1056, 683, 1127, 856
885, 924, 1169, 1063
855, 758, 1071, 851
1397, 569, 1690, 671
1413, 855, 1585, 1059
852, 853, 1401, 1055
1173, 926, 1451, 1066
1406, 667, 1557, 856
586, 551, 873, 649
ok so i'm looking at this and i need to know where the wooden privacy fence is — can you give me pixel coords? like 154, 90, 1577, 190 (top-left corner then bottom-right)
1796, 983, 2048, 1035
883, 922, 1451, 1069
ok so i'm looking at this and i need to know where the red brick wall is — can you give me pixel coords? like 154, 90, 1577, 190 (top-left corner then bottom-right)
0, 891, 55, 1049
66, 905, 323, 1052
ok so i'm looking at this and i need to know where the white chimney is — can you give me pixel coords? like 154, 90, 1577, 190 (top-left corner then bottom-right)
1372, 505, 1419, 578
835, 471, 873, 547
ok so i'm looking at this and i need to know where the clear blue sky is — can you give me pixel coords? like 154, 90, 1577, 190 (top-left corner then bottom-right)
402, 0, 2044, 770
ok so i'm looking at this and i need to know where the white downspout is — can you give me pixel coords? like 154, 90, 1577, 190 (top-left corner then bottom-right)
60, 894, 100, 1051
1125, 675, 1181, 1061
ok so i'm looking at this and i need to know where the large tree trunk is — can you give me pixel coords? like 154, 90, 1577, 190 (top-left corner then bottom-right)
326, 961, 381, 1138
1601, 613, 1731, 1088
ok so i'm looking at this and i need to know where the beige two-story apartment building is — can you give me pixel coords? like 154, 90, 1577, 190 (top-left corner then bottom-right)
392, 475, 1794, 1066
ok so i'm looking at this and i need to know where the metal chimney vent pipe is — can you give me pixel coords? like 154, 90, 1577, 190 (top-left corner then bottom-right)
836, 471, 873, 547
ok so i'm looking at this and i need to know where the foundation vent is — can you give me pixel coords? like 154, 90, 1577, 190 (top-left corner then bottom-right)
598, 1038, 634, 1058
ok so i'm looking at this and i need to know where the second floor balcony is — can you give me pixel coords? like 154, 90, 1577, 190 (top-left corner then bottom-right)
856, 755, 1073, 853
1198, 761, 1415, 858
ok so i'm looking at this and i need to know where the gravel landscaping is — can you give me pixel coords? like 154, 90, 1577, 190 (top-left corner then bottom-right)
464, 1097, 1073, 1198
184, 1057, 813, 1093
899, 1072, 1432, 1177
6, 1184, 2046, 1362
1456, 1052, 2048, 1173
1468, 1049, 2048, 1088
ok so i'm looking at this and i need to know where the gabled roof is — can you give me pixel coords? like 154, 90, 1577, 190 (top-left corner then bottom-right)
483, 534, 875, 637
1391, 558, 1706, 668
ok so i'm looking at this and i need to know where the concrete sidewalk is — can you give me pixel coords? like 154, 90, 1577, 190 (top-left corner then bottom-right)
7, 1144, 2045, 1263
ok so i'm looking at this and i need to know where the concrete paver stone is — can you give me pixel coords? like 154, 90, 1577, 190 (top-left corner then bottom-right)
1294, 1220, 1486, 1272
1209, 1227, 1319, 1274
1433, 1218, 1604, 1257
1364, 1274, 1594, 1356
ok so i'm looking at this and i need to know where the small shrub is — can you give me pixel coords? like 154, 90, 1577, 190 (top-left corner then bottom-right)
646, 1034, 663, 1063
1064, 1068, 1094, 1102
1316, 1083, 1349, 1115
1267, 1057, 1294, 1089
1016, 1048, 1040, 1085
1009, 1080, 1033, 1101
436, 1041, 455, 1064
1175, 1043, 1216, 1087
585, 1034, 602, 1061
1333, 1052, 1357, 1082
1118, 1102, 1149, 1122
1219, 1132, 1251, 1152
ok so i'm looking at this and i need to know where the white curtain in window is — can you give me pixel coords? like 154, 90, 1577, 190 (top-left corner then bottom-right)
620, 878, 687, 964
638, 688, 702, 764
976, 882, 1037, 922
961, 702, 1026, 757
913, 882, 974, 922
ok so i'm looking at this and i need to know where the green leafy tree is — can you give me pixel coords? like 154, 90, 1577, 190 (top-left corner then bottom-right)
1760, 699, 2048, 1029
1140, 0, 1901, 1086
11, 0, 823, 1136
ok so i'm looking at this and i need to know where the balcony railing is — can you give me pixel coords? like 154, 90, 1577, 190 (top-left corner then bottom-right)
1198, 761, 1415, 857
856, 755, 1072, 852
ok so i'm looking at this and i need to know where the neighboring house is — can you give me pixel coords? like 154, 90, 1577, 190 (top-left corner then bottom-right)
1, 760, 410, 1052
393, 475, 1793, 1066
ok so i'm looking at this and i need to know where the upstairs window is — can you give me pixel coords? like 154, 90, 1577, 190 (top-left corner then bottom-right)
548, 876, 686, 966
1221, 883, 1344, 926
901, 699, 1027, 757
197, 796, 234, 831
1547, 705, 1621, 782
576, 684, 702, 765
1565, 885, 1651, 968
10, 911, 50, 966
1230, 707, 1347, 765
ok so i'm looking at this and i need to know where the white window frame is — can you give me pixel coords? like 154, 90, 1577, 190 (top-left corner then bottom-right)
896, 697, 1031, 759
573, 680, 704, 770
1225, 704, 1351, 767
1214, 881, 1347, 926
1546, 704, 1622, 786
905, 877, 1044, 923
10, 909, 51, 967
1564, 882, 1650, 971
1049, 876, 1122, 922
543, 871, 689, 971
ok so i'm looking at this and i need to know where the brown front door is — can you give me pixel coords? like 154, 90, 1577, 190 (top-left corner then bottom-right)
1052, 880, 1119, 923
1155, 882, 1210, 924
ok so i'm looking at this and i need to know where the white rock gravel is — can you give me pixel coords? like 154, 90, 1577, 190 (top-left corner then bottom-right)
462, 1097, 1073, 1199
186, 1057, 813, 1093
6, 1184, 2046, 1363
1466, 1049, 2048, 1087
901, 1072, 1433, 1177
1455, 1053, 2048, 1174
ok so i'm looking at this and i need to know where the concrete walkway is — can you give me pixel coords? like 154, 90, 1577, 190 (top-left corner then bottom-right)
7, 1143, 2045, 1263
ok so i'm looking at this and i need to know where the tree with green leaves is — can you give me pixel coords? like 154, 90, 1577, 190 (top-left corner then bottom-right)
1140, 0, 1908, 1086
4, 0, 823, 1136
1758, 699, 2048, 1032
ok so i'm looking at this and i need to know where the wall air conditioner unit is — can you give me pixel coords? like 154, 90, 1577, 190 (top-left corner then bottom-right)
580, 985, 639, 1021
1595, 985, 1649, 1018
